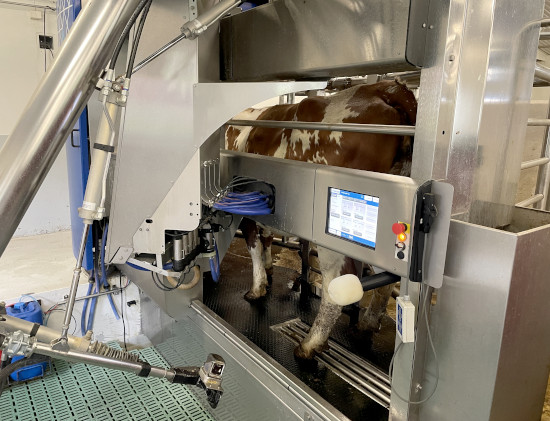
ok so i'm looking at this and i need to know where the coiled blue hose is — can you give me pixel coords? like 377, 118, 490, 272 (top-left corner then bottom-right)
213, 191, 272, 215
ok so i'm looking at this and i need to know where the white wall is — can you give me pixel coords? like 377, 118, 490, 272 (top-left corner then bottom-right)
0, 2, 71, 236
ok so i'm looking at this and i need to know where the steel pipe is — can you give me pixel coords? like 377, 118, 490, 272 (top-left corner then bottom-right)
0, 0, 142, 259
516, 194, 544, 207
527, 118, 550, 126
34, 342, 175, 381
0, 314, 90, 351
521, 157, 550, 170
540, 32, 550, 40
535, 65, 550, 83
227, 119, 416, 136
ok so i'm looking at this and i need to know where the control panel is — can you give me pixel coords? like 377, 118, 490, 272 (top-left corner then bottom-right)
392, 221, 410, 262
222, 151, 453, 284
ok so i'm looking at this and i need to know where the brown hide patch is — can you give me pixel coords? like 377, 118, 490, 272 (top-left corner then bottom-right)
226, 80, 417, 176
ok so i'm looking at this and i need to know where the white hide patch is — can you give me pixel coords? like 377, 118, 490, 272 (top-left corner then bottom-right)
226, 108, 267, 151
274, 133, 289, 158
322, 85, 361, 145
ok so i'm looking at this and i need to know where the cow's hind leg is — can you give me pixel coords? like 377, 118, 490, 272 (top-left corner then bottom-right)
241, 218, 269, 301
294, 247, 357, 359
358, 284, 394, 331
260, 228, 273, 284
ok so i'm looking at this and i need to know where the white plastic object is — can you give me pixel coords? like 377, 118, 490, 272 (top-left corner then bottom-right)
396, 296, 415, 343
327, 274, 364, 306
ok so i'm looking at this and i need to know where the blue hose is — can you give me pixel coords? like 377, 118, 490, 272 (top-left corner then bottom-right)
209, 243, 221, 282
81, 280, 93, 335
214, 190, 272, 215
86, 269, 100, 332
101, 224, 119, 320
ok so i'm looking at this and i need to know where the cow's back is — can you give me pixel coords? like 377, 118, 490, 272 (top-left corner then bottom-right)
226, 80, 417, 176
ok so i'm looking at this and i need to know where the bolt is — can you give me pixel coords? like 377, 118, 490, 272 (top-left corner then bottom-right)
415, 383, 423, 393
449, 54, 455, 62
429, 24, 434, 29
139, 228, 142, 231
189, 202, 193, 206
190, 213, 194, 216
422, 23, 426, 28
146, 228, 149, 232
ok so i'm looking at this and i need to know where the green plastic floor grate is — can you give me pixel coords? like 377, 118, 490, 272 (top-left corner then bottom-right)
0, 344, 217, 421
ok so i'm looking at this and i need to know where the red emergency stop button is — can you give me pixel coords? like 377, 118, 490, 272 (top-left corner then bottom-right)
392, 222, 407, 235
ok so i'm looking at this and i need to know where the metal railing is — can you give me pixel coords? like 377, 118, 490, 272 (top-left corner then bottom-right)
518, 66, 550, 209
227, 119, 416, 136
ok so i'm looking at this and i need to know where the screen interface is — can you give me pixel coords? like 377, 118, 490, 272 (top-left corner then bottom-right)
326, 188, 379, 249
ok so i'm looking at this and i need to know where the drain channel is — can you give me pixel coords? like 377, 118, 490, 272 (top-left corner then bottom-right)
273, 319, 392, 409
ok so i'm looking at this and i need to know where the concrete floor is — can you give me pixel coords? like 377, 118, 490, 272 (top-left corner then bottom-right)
0, 230, 84, 301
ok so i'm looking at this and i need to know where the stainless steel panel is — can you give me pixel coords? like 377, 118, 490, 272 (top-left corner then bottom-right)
412, 0, 544, 228
222, 151, 429, 277
416, 208, 550, 420
221, 151, 318, 241
107, 0, 198, 259
220, 0, 422, 82
313, 167, 418, 277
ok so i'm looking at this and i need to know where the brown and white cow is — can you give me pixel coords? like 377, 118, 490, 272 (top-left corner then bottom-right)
225, 80, 417, 359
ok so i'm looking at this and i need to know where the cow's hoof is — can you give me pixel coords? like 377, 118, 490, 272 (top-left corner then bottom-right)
244, 288, 266, 301
293, 344, 316, 360
357, 318, 382, 332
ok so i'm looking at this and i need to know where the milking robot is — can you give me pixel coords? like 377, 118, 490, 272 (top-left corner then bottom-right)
1, 1, 550, 420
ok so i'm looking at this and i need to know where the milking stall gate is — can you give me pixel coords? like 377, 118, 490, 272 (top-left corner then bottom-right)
0, 0, 549, 420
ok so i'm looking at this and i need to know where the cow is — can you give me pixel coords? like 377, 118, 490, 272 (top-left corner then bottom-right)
225, 80, 417, 359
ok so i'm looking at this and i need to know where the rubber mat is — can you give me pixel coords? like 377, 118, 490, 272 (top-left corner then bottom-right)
203, 237, 396, 421
0, 344, 216, 421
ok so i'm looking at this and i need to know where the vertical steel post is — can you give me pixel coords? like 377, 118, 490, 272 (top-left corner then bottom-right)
0, 0, 142, 259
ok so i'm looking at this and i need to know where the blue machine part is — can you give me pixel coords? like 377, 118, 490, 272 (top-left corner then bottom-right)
58, 0, 93, 270
6, 302, 49, 381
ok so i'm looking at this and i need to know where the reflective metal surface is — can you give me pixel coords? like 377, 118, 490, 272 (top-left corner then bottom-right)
222, 151, 433, 278
0, 0, 142, 258
417, 207, 550, 420
220, 0, 425, 81
227, 120, 415, 136
411, 0, 544, 228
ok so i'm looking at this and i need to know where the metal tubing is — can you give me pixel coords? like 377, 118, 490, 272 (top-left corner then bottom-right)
520, 157, 550, 170
34, 342, 176, 381
527, 118, 550, 126
516, 194, 544, 207
0, 314, 90, 351
535, 95, 550, 211
227, 119, 416, 136
36, 342, 133, 371
0, 0, 142, 259
132, 32, 186, 74
540, 32, 550, 40
535, 65, 550, 83
361, 272, 400, 292
293, 320, 390, 383
60, 223, 90, 339
79, 101, 120, 223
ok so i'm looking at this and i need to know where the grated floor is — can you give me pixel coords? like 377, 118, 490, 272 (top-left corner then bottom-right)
0, 344, 216, 421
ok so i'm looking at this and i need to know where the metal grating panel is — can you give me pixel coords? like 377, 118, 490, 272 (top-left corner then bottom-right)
540, 1, 550, 55
0, 344, 216, 421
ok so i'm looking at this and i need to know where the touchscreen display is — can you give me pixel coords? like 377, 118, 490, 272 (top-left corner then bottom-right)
326, 188, 379, 249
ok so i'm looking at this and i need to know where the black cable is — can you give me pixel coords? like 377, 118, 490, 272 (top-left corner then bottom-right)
119, 273, 127, 352
43, 11, 46, 72
109, 0, 150, 70
0, 355, 50, 397
126, 0, 152, 77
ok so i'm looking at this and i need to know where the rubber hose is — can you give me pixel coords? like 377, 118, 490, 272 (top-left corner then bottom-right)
165, 266, 201, 290
0, 355, 50, 397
